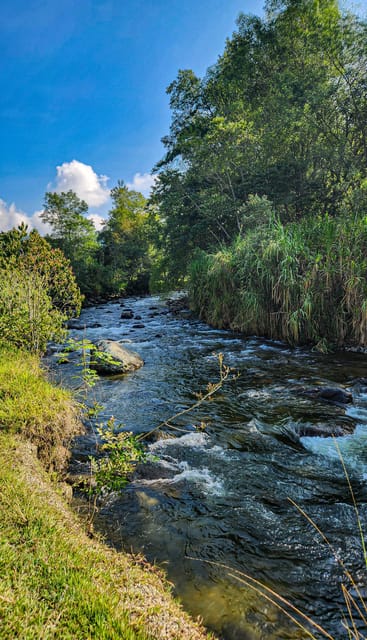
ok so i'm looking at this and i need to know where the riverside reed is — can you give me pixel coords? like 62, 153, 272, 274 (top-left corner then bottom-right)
189, 212, 367, 350
0, 348, 213, 640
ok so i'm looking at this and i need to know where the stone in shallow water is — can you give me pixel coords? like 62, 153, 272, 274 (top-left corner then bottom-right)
91, 339, 143, 375
120, 309, 134, 319
299, 386, 353, 406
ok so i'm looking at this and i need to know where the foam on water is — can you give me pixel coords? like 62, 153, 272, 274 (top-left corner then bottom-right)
138, 460, 225, 496
346, 405, 367, 422
149, 431, 209, 452
300, 424, 367, 470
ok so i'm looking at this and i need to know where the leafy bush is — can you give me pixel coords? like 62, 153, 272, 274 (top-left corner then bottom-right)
0, 226, 82, 317
0, 266, 67, 354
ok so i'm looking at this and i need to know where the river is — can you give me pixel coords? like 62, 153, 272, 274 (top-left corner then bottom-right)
53, 295, 367, 640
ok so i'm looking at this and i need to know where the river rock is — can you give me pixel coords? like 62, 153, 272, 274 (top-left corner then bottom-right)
91, 340, 143, 375
300, 386, 353, 406
166, 294, 189, 314
297, 422, 355, 437
120, 310, 134, 319
67, 320, 102, 330
132, 323, 145, 329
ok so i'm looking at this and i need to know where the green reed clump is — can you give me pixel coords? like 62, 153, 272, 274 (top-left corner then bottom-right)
189, 212, 367, 348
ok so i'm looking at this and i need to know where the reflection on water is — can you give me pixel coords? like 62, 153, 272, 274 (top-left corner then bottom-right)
55, 296, 367, 639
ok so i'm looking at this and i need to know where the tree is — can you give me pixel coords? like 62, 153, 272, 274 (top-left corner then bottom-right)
99, 182, 151, 295
41, 191, 99, 295
153, 0, 367, 283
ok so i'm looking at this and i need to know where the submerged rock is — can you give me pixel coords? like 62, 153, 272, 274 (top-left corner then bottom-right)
299, 386, 353, 406
120, 310, 134, 319
297, 422, 355, 437
67, 320, 102, 330
91, 339, 143, 375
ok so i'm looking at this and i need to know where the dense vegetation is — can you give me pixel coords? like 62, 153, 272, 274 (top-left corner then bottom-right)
190, 207, 367, 349
41, 182, 156, 298
2, 1, 367, 351
152, 0, 367, 347
0, 225, 82, 353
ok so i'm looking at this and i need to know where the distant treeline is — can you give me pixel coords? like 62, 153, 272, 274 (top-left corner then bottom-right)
41, 183, 158, 299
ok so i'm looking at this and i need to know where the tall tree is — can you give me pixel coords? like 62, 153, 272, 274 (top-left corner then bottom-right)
99, 182, 151, 294
41, 190, 99, 295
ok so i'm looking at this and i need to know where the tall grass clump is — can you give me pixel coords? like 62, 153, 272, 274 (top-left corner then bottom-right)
189, 211, 367, 348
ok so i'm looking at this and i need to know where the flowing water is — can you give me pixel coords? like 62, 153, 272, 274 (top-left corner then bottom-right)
53, 295, 367, 640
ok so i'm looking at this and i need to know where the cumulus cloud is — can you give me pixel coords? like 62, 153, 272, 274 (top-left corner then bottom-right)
126, 172, 157, 196
53, 159, 110, 207
0, 199, 51, 234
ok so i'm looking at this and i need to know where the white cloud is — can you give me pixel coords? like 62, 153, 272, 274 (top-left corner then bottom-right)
0, 199, 51, 234
87, 213, 105, 231
126, 172, 157, 196
53, 159, 110, 207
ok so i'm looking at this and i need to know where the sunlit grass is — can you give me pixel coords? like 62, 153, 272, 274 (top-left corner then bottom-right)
189, 212, 367, 348
0, 346, 81, 471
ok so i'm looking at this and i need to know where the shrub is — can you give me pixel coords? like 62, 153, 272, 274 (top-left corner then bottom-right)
0, 265, 67, 354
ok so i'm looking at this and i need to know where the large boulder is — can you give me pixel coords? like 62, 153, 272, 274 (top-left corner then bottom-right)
91, 340, 143, 375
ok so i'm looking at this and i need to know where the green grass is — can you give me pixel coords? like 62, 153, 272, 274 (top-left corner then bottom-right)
0, 347, 81, 471
0, 434, 152, 640
0, 348, 211, 640
189, 212, 367, 349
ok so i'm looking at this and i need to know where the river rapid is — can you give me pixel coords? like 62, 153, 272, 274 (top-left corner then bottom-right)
56, 295, 367, 640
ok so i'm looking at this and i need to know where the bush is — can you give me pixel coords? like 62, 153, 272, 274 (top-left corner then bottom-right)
0, 226, 82, 317
0, 266, 67, 354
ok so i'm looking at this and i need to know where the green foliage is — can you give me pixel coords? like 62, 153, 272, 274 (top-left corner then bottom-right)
0, 266, 67, 354
0, 226, 82, 317
0, 226, 82, 354
99, 182, 152, 296
42, 190, 100, 297
153, 1, 367, 284
189, 209, 367, 348
90, 419, 148, 495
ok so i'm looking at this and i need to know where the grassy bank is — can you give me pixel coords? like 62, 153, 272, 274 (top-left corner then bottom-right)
0, 348, 213, 640
189, 213, 367, 349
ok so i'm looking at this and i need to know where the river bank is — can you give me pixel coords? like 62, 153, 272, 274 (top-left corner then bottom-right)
0, 347, 214, 640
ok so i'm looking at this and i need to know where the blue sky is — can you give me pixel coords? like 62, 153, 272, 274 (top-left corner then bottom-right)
0, 0, 265, 229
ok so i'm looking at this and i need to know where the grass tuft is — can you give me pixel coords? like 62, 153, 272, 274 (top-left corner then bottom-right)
189, 212, 367, 348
